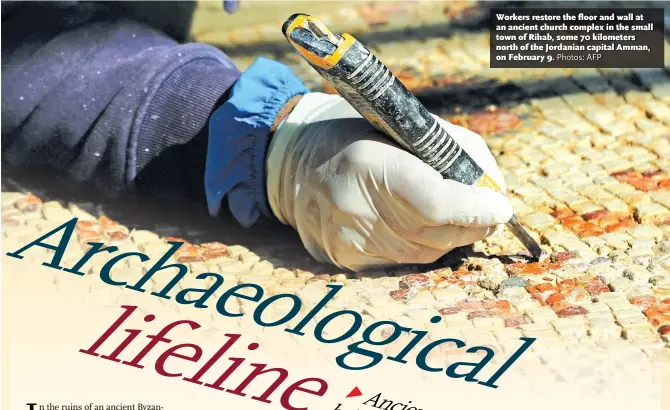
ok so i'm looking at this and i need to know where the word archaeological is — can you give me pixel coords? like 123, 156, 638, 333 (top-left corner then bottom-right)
7, 218, 535, 390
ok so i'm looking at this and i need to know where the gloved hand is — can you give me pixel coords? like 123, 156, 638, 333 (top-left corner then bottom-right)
266, 93, 513, 271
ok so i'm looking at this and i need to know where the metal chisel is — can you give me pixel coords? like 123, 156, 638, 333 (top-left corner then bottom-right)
282, 13, 543, 261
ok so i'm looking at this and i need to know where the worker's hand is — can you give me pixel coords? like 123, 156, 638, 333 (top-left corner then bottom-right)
266, 93, 512, 271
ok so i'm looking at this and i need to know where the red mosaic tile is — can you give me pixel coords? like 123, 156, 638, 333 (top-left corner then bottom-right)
400, 273, 432, 289
2, 217, 20, 226
525, 284, 538, 293
457, 300, 486, 311
492, 112, 521, 132
98, 216, 120, 227
309, 274, 332, 283
489, 310, 510, 318
558, 279, 577, 291
642, 170, 665, 179
454, 110, 520, 136
593, 214, 623, 228
604, 217, 638, 233
548, 299, 571, 312
647, 312, 670, 327
468, 310, 492, 319
564, 287, 590, 303
643, 304, 670, 315
390, 289, 411, 301
611, 169, 670, 191
570, 221, 603, 235
201, 242, 232, 259
77, 227, 99, 237
107, 230, 130, 241
174, 243, 203, 263
545, 292, 566, 306
537, 284, 559, 295
442, 278, 467, 287
494, 110, 519, 132
438, 306, 462, 316
557, 215, 583, 225
504, 316, 530, 328
16, 195, 42, 212
611, 169, 636, 179
556, 305, 588, 318
552, 202, 635, 236
453, 269, 478, 279
484, 300, 511, 312
78, 230, 103, 245
630, 295, 657, 308
551, 251, 578, 264
444, 299, 515, 318
585, 278, 610, 296
528, 275, 597, 310
506, 262, 561, 276
629, 178, 659, 191
357, 3, 404, 28
558, 216, 605, 236
582, 209, 610, 221
580, 228, 607, 238
552, 208, 575, 219
643, 305, 670, 327
76, 220, 98, 230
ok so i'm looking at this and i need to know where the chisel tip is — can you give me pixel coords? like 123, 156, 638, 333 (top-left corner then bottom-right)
505, 214, 544, 262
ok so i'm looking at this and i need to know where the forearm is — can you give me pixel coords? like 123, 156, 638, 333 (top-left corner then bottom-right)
1, 5, 240, 200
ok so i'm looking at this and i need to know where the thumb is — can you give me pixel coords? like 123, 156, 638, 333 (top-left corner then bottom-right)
384, 149, 513, 227
399, 177, 514, 228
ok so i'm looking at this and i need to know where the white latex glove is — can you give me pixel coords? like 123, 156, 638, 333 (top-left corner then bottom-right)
266, 93, 512, 271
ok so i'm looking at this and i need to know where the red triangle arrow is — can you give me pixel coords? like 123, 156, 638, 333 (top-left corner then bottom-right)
346, 386, 362, 398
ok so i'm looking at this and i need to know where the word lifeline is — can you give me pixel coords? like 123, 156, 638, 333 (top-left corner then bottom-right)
7, 217, 535, 393
80, 305, 326, 410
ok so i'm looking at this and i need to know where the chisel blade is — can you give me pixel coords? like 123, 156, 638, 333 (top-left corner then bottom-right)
505, 215, 543, 261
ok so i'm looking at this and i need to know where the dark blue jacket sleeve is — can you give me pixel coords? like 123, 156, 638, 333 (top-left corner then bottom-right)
1, 1, 311, 226
2, 1, 239, 201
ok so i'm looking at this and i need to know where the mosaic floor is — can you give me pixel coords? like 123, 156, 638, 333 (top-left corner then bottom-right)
3, 0, 670, 393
